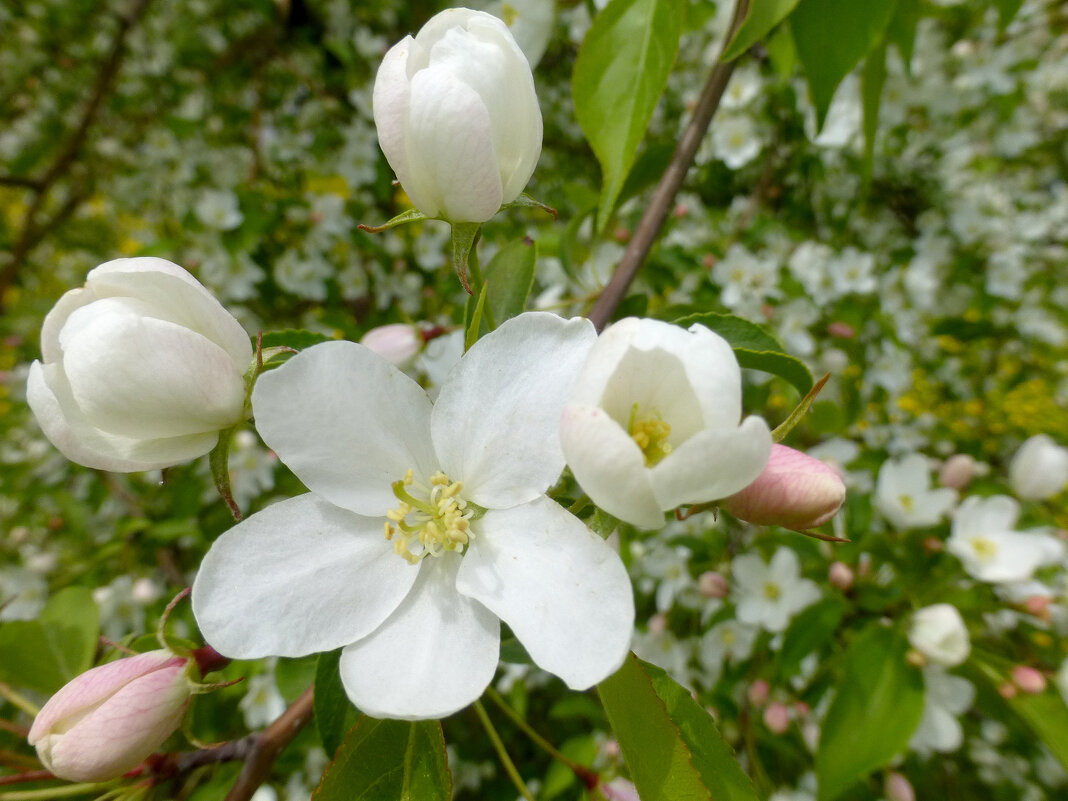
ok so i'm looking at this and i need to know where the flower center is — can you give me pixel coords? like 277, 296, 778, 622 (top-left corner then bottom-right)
898, 494, 914, 512
763, 581, 781, 601
970, 536, 997, 562
384, 469, 473, 565
628, 403, 673, 466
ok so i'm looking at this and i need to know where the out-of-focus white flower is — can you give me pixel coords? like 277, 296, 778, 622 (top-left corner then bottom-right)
731, 548, 820, 633
874, 454, 957, 529
947, 495, 1063, 584
0, 568, 47, 621
372, 8, 542, 222
29, 650, 191, 781
712, 114, 761, 169
560, 317, 772, 529
1009, 434, 1068, 500
27, 258, 253, 472
193, 314, 633, 720
94, 575, 159, 641
908, 603, 970, 667
827, 247, 877, 295
720, 444, 846, 531
195, 189, 243, 231
478, 0, 555, 67
698, 619, 758, 678
360, 324, 423, 369
239, 671, 287, 729
909, 666, 974, 754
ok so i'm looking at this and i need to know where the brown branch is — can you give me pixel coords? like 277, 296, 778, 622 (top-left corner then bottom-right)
0, 175, 44, 191
224, 686, 314, 801
0, 769, 53, 786
587, 0, 751, 331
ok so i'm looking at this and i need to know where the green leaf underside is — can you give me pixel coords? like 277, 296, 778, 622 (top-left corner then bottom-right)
573, 0, 684, 232
721, 0, 803, 62
483, 237, 537, 325
313, 717, 450, 801
816, 624, 924, 801
599, 653, 758, 801
789, 0, 897, 130
314, 650, 359, 757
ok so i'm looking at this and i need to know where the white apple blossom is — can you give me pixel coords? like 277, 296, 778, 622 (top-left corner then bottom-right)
874, 453, 958, 529
909, 666, 975, 754
946, 495, 1063, 584
731, 548, 820, 634
192, 313, 633, 720
373, 8, 542, 222
908, 603, 970, 667
26, 257, 253, 472
1009, 434, 1068, 500
560, 317, 772, 529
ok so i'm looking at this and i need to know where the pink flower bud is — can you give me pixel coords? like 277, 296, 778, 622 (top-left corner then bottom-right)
827, 322, 855, 338
747, 679, 770, 706
600, 778, 641, 801
1011, 665, 1047, 694
720, 445, 846, 530
885, 772, 916, 801
939, 454, 976, 490
360, 324, 422, 368
648, 612, 668, 636
828, 561, 854, 591
697, 570, 729, 598
763, 701, 791, 734
28, 650, 191, 782
1023, 595, 1053, 618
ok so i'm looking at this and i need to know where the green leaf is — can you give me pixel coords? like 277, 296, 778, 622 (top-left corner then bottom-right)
765, 24, 798, 77
861, 42, 888, 180
573, 0, 684, 232
790, 0, 897, 130
599, 653, 758, 801
483, 237, 537, 325
776, 597, 846, 678
464, 280, 489, 352
721, 0, 803, 62
39, 586, 100, 674
672, 312, 814, 395
258, 329, 334, 352
276, 655, 317, 702
994, 0, 1024, 28
314, 650, 359, 757
357, 207, 428, 233
886, 0, 920, 69
313, 717, 451, 801
816, 624, 924, 801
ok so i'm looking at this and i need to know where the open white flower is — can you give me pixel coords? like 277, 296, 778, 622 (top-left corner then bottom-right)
192, 313, 634, 720
908, 603, 970, 667
946, 495, 1063, 584
873, 453, 957, 529
560, 317, 772, 529
731, 548, 820, 634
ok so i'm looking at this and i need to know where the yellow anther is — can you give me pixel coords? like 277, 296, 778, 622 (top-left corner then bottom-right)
971, 537, 997, 561
403, 468, 414, 485
763, 582, 781, 601
384, 468, 475, 563
627, 403, 673, 466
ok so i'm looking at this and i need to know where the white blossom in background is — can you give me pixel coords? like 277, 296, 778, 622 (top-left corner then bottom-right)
0, 568, 47, 621
561, 317, 772, 529
712, 244, 781, 317
712, 114, 762, 169
93, 575, 161, 641
787, 241, 837, 305
1009, 434, 1068, 500
478, 0, 555, 67
194, 188, 243, 231
732, 548, 820, 633
908, 603, 970, 667
193, 314, 634, 720
947, 495, 1063, 584
874, 453, 957, 529
239, 670, 287, 729
910, 666, 975, 754
273, 249, 333, 301
827, 247, 878, 296
697, 619, 758, 683
721, 64, 762, 109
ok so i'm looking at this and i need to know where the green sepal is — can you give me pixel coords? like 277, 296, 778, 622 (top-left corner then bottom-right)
500, 192, 559, 219
465, 280, 490, 352
772, 372, 830, 442
452, 222, 483, 295
209, 425, 241, 521
358, 207, 428, 233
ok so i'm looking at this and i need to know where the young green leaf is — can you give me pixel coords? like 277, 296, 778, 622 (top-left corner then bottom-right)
314, 650, 359, 757
483, 237, 537, 325
861, 42, 888, 180
573, 0, 684, 232
721, 0, 803, 62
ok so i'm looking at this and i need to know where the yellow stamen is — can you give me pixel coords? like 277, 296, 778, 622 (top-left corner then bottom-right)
384, 469, 474, 563
628, 403, 673, 466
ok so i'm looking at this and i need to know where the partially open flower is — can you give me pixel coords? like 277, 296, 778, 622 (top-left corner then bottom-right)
28, 650, 191, 782
908, 603, 970, 668
1009, 434, 1068, 500
719, 444, 845, 530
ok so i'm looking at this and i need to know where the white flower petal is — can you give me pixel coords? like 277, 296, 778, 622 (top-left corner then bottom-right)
649, 415, 772, 511
372, 36, 415, 197
456, 498, 633, 689
40, 287, 93, 363
433, 313, 595, 508
339, 554, 499, 720
252, 341, 439, 517
192, 494, 418, 658
28, 361, 218, 471
560, 404, 664, 529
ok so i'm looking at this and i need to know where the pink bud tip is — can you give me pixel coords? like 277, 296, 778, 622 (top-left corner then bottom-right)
1011, 665, 1047, 694
360, 323, 422, 368
600, 778, 640, 801
938, 454, 976, 490
1023, 596, 1052, 617
828, 322, 855, 338
697, 570, 729, 598
747, 679, 770, 706
648, 612, 668, 636
828, 561, 854, 590
720, 445, 846, 530
885, 772, 916, 801
763, 702, 791, 734
998, 682, 1018, 699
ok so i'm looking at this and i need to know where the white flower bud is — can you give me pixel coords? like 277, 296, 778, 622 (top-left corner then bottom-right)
1009, 434, 1068, 500
27, 257, 253, 472
360, 324, 423, 368
28, 650, 191, 782
373, 8, 542, 223
908, 603, 970, 667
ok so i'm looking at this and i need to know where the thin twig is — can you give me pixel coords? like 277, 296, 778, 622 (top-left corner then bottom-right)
473, 701, 535, 801
588, 0, 751, 331
222, 687, 314, 801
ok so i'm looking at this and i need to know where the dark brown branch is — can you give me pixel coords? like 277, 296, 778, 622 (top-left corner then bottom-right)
0, 769, 53, 786
588, 0, 751, 331
224, 686, 314, 801
0, 175, 44, 191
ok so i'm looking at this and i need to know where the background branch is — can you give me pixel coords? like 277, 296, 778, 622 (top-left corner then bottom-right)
588, 0, 751, 331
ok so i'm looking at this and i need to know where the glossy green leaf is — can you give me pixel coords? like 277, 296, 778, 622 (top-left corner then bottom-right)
765, 24, 798, 77
790, 0, 897, 130
314, 650, 359, 757
39, 586, 99, 674
573, 0, 684, 232
313, 717, 451, 801
0, 590, 100, 695
816, 624, 924, 801
673, 312, 814, 394
776, 597, 846, 678
861, 41, 888, 178
599, 653, 758, 801
886, 0, 920, 69
483, 236, 537, 325
721, 0, 803, 62
464, 279, 489, 352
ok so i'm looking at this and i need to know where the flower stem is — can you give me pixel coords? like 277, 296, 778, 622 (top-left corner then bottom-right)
0, 782, 114, 800
472, 701, 535, 801
485, 689, 598, 787
0, 681, 39, 717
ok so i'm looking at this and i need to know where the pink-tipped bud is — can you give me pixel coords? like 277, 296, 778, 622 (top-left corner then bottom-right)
1011, 665, 1047, 694
939, 454, 976, 490
600, 778, 640, 801
698, 570, 729, 599
28, 650, 191, 782
720, 445, 846, 530
1023, 595, 1053, 618
885, 772, 916, 801
763, 701, 791, 734
360, 323, 422, 368
828, 561, 854, 591
647, 612, 668, 636
827, 322, 855, 338
998, 682, 1018, 699
747, 679, 770, 706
